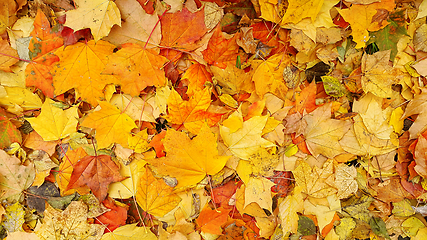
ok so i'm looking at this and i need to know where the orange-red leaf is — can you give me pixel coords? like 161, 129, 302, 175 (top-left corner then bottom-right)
196, 206, 230, 234
181, 63, 212, 96
67, 155, 125, 201
202, 26, 239, 69
0, 108, 21, 148
25, 53, 59, 98
160, 7, 208, 51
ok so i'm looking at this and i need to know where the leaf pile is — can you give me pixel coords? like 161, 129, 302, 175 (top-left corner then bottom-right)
1, 0, 427, 239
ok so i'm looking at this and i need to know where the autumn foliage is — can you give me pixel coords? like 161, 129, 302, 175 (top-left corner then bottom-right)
2, 0, 427, 239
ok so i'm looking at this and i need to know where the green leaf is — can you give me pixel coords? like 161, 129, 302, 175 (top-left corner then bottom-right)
369, 217, 390, 240
298, 215, 316, 236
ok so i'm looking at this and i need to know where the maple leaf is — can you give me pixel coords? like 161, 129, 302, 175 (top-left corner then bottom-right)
166, 87, 222, 134
252, 54, 290, 100
281, 0, 324, 24
51, 40, 119, 106
136, 166, 181, 217
182, 63, 212, 96
196, 206, 231, 235
64, 0, 121, 41
104, 0, 161, 47
0, 39, 19, 72
303, 103, 351, 158
209, 64, 254, 95
28, 9, 63, 59
293, 159, 337, 198
161, 7, 208, 51
27, 99, 78, 141
80, 101, 137, 149
279, 186, 304, 234
57, 147, 90, 196
0, 149, 35, 201
0, 108, 21, 148
35, 201, 105, 240
103, 43, 168, 96
25, 53, 59, 98
95, 197, 128, 232
202, 25, 240, 69
101, 224, 157, 240
147, 124, 229, 188
245, 176, 275, 213
67, 154, 125, 201
220, 111, 276, 160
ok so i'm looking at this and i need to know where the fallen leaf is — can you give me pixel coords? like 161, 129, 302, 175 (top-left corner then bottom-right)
293, 159, 337, 198
220, 111, 276, 160
279, 186, 304, 234
0, 39, 19, 72
81, 101, 137, 149
281, 0, 324, 24
196, 206, 231, 234
0, 108, 21, 148
101, 223, 157, 240
166, 87, 222, 134
136, 166, 181, 217
303, 103, 351, 158
51, 40, 119, 106
103, 43, 168, 96
244, 176, 275, 213
27, 99, 78, 141
148, 124, 229, 188
161, 7, 208, 51
95, 197, 128, 232
64, 0, 121, 41
0, 149, 35, 201
202, 25, 239, 69
35, 201, 105, 240
334, 163, 358, 199
67, 154, 125, 201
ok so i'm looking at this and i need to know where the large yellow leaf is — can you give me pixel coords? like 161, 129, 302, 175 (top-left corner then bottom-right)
81, 101, 137, 149
136, 166, 181, 217
281, 0, 324, 24
220, 111, 276, 160
64, 0, 121, 41
293, 159, 337, 198
303, 103, 351, 158
0, 86, 42, 114
147, 124, 229, 188
27, 99, 78, 141
166, 87, 222, 134
51, 40, 119, 106
244, 176, 275, 213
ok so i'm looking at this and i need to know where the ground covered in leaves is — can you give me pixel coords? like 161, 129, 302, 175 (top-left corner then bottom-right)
1, 0, 427, 239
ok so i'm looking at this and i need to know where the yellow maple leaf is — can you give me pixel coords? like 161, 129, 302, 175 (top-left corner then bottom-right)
281, 0, 324, 24
166, 87, 222, 134
64, 0, 121, 41
279, 186, 304, 234
81, 101, 137, 149
27, 99, 78, 141
147, 124, 229, 188
51, 40, 119, 106
303, 103, 351, 158
252, 54, 290, 100
220, 111, 276, 160
244, 176, 275, 213
101, 224, 157, 240
361, 50, 402, 98
35, 201, 105, 240
136, 166, 181, 217
293, 159, 337, 198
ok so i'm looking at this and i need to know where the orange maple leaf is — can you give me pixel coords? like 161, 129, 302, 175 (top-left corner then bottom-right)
196, 206, 231, 235
51, 40, 119, 106
29, 9, 64, 59
202, 26, 240, 69
103, 43, 168, 96
166, 87, 222, 134
25, 52, 59, 98
67, 154, 125, 201
292, 80, 317, 114
57, 147, 90, 196
160, 7, 208, 51
181, 63, 212, 96
0, 39, 19, 72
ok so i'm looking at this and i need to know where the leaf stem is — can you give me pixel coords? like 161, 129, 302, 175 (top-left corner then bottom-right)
144, 9, 168, 49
